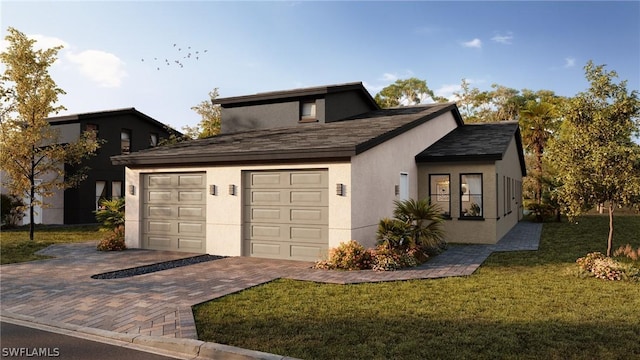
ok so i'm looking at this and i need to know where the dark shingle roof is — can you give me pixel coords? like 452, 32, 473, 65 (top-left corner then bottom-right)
46, 108, 182, 136
111, 103, 461, 166
213, 82, 379, 110
415, 122, 526, 176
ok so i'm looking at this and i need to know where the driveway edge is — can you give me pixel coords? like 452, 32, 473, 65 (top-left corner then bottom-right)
0, 310, 299, 360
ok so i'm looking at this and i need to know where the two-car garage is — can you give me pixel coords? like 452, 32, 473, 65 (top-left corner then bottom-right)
140, 170, 329, 261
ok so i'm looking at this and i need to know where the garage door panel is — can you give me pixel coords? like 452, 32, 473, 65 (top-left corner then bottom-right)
249, 208, 282, 221
147, 190, 173, 203
250, 241, 281, 256
178, 222, 204, 234
146, 235, 173, 248
178, 191, 205, 203
290, 226, 324, 241
178, 238, 204, 250
290, 245, 326, 259
147, 221, 172, 233
148, 205, 173, 217
177, 206, 205, 219
178, 174, 205, 187
289, 171, 327, 187
249, 172, 283, 187
147, 174, 173, 187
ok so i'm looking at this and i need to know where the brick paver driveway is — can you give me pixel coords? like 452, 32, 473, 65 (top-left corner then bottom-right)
0, 222, 541, 339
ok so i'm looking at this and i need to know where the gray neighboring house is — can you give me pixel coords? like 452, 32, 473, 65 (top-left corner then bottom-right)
112, 82, 526, 262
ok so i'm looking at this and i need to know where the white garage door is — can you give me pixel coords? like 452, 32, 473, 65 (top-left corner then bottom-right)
243, 169, 328, 261
142, 173, 206, 253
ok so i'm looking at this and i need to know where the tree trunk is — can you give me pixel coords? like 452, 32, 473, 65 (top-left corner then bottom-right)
29, 180, 35, 241
29, 151, 35, 241
535, 143, 543, 204
607, 203, 614, 257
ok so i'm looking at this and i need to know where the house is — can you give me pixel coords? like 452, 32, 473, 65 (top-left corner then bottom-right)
111, 82, 526, 262
8, 108, 180, 225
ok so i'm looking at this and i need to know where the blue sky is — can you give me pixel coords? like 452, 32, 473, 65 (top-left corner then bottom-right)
2, 1, 639, 130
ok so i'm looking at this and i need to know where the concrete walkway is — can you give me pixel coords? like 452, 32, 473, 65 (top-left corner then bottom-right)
0, 222, 541, 344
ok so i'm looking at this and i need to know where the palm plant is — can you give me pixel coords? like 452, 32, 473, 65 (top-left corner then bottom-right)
392, 198, 445, 250
94, 197, 125, 231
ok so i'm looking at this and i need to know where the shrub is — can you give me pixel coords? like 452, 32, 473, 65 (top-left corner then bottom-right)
376, 218, 411, 250
613, 244, 640, 261
97, 225, 126, 251
94, 197, 125, 231
576, 252, 640, 282
1, 194, 24, 227
313, 240, 372, 270
377, 198, 446, 253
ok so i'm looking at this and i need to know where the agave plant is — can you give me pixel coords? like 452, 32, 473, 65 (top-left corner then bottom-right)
392, 198, 445, 249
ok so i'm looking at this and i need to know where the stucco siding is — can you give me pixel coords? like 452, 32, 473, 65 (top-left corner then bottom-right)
124, 162, 351, 256
350, 111, 459, 248
418, 162, 498, 244
495, 137, 524, 240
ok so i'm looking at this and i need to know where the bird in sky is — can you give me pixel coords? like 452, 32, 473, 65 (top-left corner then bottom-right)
142, 43, 209, 70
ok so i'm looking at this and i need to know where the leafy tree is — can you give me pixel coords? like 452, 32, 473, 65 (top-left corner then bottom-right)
0, 27, 101, 240
548, 61, 640, 256
374, 78, 447, 108
452, 78, 483, 121
183, 88, 221, 138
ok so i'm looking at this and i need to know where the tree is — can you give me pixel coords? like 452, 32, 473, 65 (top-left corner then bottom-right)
547, 61, 640, 256
0, 27, 101, 240
183, 88, 221, 138
519, 90, 563, 204
374, 78, 447, 108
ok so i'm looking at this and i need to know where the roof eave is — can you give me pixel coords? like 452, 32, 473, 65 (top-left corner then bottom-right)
111, 147, 356, 167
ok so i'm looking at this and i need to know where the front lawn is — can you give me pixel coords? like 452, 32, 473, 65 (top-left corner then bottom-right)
193, 215, 640, 360
0, 224, 101, 264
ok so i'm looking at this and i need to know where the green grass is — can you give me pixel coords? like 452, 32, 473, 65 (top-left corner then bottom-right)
193, 215, 640, 360
0, 224, 101, 264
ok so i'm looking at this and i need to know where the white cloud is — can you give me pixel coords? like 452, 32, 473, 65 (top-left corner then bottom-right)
462, 38, 482, 48
66, 50, 127, 88
381, 73, 398, 82
29, 34, 69, 51
564, 57, 576, 68
491, 32, 514, 45
435, 83, 462, 101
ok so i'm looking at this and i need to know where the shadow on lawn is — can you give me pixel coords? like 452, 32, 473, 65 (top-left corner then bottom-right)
198, 316, 640, 360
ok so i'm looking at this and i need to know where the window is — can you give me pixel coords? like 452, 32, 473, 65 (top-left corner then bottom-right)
460, 174, 483, 218
121, 129, 131, 154
507, 177, 512, 214
429, 174, 450, 217
503, 176, 507, 217
95, 181, 107, 210
112, 181, 122, 199
149, 133, 158, 147
85, 123, 99, 137
496, 173, 500, 220
300, 101, 317, 122
399, 173, 409, 200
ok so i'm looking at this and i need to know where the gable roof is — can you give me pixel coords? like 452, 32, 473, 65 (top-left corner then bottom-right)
46, 107, 182, 136
112, 102, 462, 167
213, 82, 380, 110
415, 122, 526, 176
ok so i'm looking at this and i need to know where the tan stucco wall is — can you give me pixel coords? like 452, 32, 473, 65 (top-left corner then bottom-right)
495, 137, 524, 240
350, 111, 459, 248
418, 162, 498, 244
124, 162, 351, 256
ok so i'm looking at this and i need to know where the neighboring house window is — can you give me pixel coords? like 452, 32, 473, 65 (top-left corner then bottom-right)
496, 173, 500, 220
121, 129, 131, 154
149, 133, 158, 147
96, 181, 107, 210
300, 101, 317, 122
503, 176, 507, 217
429, 174, 450, 217
112, 181, 122, 199
460, 174, 483, 218
507, 176, 512, 214
399, 173, 409, 201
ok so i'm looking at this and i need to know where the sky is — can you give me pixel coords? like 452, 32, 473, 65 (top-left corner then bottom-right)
2, 1, 639, 131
